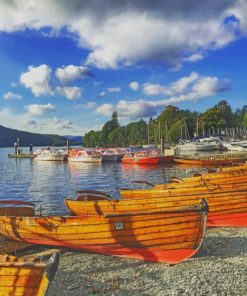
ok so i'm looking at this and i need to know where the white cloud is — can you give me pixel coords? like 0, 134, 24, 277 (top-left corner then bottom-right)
96, 73, 230, 119
82, 102, 97, 109
97, 91, 107, 99
184, 53, 204, 63
55, 65, 92, 84
0, 108, 84, 135
20, 64, 53, 96
129, 81, 140, 91
25, 103, 55, 116
97, 87, 121, 98
107, 87, 121, 93
3, 91, 22, 100
95, 104, 114, 116
56, 86, 82, 100
0, 1, 244, 69
144, 72, 199, 96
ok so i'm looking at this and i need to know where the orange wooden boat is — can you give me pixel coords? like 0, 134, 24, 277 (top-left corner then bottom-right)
0, 253, 59, 296
174, 152, 247, 166
0, 201, 208, 264
120, 180, 247, 199
132, 173, 247, 190
0, 200, 35, 216
67, 188, 247, 227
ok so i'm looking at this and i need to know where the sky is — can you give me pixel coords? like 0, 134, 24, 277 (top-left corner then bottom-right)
0, 0, 247, 136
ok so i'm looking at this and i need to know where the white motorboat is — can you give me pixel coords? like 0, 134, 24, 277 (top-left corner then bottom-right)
208, 136, 247, 152
68, 149, 102, 163
176, 139, 216, 153
34, 149, 66, 161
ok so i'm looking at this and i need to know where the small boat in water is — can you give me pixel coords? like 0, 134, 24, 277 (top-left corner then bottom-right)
34, 149, 66, 161
0, 200, 208, 264
174, 152, 247, 166
68, 148, 102, 163
0, 253, 59, 296
122, 150, 161, 164
98, 149, 119, 162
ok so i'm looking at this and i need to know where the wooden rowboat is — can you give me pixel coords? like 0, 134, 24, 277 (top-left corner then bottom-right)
174, 152, 247, 165
0, 200, 35, 216
0, 253, 59, 296
120, 180, 247, 199
132, 173, 247, 190
67, 188, 247, 227
0, 201, 208, 264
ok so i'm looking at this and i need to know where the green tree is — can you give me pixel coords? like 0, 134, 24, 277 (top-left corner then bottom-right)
102, 112, 120, 144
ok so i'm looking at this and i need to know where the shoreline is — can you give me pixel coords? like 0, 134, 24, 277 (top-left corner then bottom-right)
46, 227, 247, 296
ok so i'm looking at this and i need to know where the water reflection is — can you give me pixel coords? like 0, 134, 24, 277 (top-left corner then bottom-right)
0, 147, 202, 215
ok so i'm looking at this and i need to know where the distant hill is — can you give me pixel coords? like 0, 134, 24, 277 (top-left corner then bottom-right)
63, 135, 83, 144
0, 125, 81, 147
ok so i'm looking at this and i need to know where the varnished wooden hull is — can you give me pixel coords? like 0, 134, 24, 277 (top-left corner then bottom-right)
67, 187, 247, 227
0, 253, 59, 296
0, 204, 208, 264
121, 181, 247, 198
154, 173, 247, 190
174, 158, 245, 165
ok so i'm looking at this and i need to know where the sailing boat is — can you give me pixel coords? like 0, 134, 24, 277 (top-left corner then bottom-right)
176, 120, 216, 153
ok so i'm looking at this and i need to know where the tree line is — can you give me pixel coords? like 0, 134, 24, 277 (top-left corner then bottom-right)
83, 100, 247, 147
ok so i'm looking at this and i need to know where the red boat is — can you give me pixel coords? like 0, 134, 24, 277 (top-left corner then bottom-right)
121, 150, 161, 164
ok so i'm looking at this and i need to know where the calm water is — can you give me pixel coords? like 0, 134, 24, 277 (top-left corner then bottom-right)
0, 147, 197, 215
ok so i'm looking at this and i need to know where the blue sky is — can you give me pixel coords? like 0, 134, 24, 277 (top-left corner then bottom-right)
0, 0, 247, 136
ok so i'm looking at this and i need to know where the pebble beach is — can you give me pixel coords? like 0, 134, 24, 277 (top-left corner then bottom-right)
47, 227, 247, 296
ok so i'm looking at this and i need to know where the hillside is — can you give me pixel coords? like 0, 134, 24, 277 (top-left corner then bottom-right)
0, 125, 81, 147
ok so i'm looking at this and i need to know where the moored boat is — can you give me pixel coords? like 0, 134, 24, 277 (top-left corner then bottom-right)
121, 150, 161, 164
0, 253, 59, 296
98, 149, 119, 162
0, 201, 208, 264
68, 148, 102, 163
66, 187, 247, 227
174, 152, 247, 165
34, 149, 66, 161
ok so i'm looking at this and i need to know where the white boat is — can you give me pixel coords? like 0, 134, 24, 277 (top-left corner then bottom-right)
176, 139, 216, 153
68, 149, 102, 163
99, 149, 119, 162
34, 149, 66, 161
209, 136, 247, 152
198, 137, 224, 150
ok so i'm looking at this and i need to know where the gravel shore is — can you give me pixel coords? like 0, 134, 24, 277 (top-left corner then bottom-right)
47, 227, 247, 296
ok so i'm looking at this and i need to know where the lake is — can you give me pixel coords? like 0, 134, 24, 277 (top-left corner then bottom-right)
0, 147, 197, 215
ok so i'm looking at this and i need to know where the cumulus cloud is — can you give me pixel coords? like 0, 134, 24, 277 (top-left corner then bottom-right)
97, 87, 121, 98
0, 107, 83, 135
144, 72, 199, 96
96, 73, 230, 119
20, 65, 53, 96
0, 1, 245, 69
95, 103, 114, 116
56, 86, 82, 100
3, 91, 22, 100
129, 81, 140, 91
55, 65, 92, 84
25, 103, 55, 116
